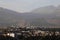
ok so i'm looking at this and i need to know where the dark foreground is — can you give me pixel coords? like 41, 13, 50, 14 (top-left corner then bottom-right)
0, 35, 60, 40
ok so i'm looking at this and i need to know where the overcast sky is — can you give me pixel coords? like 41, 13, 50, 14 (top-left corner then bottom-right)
0, 0, 60, 13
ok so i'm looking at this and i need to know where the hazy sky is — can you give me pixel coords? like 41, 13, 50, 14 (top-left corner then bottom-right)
0, 0, 60, 13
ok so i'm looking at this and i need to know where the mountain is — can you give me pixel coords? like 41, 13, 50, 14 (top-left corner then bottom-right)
30, 5, 60, 27
31, 5, 60, 16
0, 5, 60, 27
0, 7, 23, 26
0, 7, 46, 27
